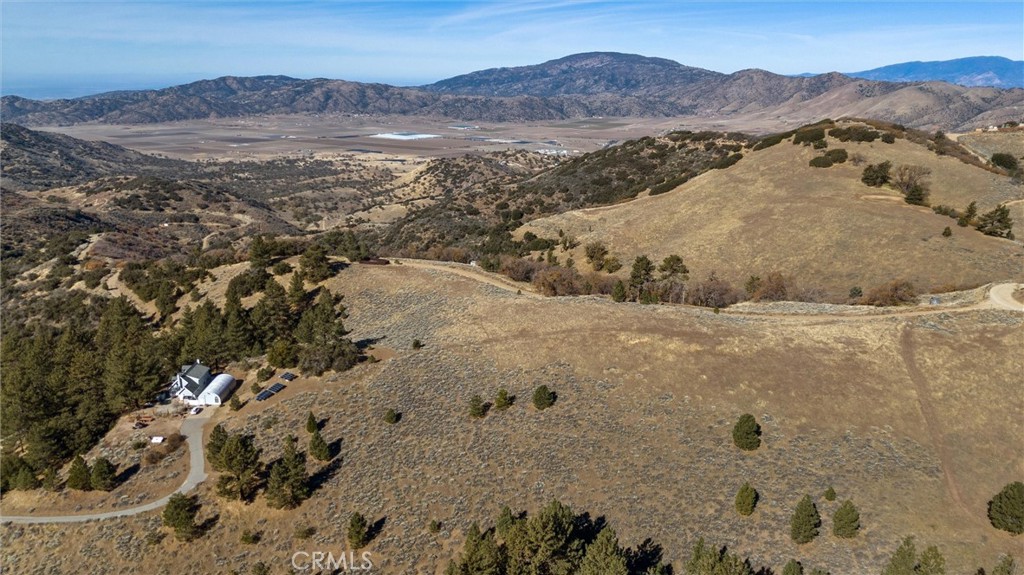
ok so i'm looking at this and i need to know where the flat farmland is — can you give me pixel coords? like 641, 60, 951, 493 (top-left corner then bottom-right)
38, 115, 689, 161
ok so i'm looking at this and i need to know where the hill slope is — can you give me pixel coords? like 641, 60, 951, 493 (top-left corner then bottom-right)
849, 56, 1024, 88
520, 122, 1023, 296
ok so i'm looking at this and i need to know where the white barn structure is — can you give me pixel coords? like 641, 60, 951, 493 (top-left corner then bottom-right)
170, 361, 236, 406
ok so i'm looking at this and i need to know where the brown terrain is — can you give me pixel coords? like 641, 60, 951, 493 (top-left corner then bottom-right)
521, 127, 1024, 297
2, 259, 1021, 574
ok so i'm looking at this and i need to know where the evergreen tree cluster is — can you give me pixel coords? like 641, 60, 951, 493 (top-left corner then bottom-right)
445, 499, 671, 575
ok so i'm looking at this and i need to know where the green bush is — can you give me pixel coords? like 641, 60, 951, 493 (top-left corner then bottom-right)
793, 128, 825, 145
790, 495, 821, 544
348, 512, 370, 549
824, 149, 848, 164
735, 482, 759, 516
383, 408, 400, 424
732, 414, 761, 450
468, 394, 488, 418
861, 161, 892, 186
494, 389, 513, 411
532, 385, 556, 410
809, 156, 833, 168
992, 152, 1019, 171
824, 486, 836, 501
832, 500, 861, 538
988, 481, 1024, 534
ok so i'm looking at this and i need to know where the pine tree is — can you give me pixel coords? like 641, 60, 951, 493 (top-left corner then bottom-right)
790, 495, 821, 544
455, 522, 503, 575
66, 455, 92, 490
988, 481, 1024, 534
976, 204, 1015, 239
90, 457, 117, 491
732, 413, 761, 450
348, 512, 370, 549
917, 546, 946, 575
216, 432, 262, 501
832, 500, 860, 538
735, 482, 758, 516
265, 436, 310, 509
685, 538, 753, 575
469, 394, 488, 418
288, 271, 308, 314
494, 388, 513, 411
305, 411, 318, 434
496, 505, 517, 537
579, 527, 628, 575
229, 394, 242, 411
611, 280, 627, 302
41, 467, 59, 491
309, 428, 331, 462
163, 493, 200, 541
13, 466, 41, 490
248, 235, 273, 269
532, 385, 555, 410
881, 537, 917, 575
629, 255, 655, 299
299, 244, 332, 283
782, 559, 804, 575
207, 424, 228, 471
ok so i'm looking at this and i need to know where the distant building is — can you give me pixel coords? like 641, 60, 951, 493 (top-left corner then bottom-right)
170, 361, 236, 406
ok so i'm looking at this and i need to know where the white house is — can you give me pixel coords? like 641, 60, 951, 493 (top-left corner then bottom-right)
170, 361, 236, 406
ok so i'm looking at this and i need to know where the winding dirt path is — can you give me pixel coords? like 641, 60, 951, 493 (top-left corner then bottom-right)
391, 259, 543, 298
899, 328, 976, 523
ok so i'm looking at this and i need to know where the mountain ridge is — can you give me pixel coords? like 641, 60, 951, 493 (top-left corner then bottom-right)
3, 53, 1023, 130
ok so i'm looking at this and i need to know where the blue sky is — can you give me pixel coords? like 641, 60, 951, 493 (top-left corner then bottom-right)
2, 1, 1022, 99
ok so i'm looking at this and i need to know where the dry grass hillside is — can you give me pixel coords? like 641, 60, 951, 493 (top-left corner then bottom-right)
520, 126, 1024, 297
2, 262, 1020, 574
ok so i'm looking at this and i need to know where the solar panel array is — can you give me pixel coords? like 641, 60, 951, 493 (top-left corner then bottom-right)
254, 382, 287, 402
280, 372, 297, 381
268, 383, 286, 393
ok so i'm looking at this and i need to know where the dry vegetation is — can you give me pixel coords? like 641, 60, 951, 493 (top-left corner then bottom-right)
520, 121, 1024, 298
2, 263, 1021, 574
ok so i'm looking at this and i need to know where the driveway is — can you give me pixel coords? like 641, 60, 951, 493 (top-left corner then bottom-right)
1, 410, 212, 524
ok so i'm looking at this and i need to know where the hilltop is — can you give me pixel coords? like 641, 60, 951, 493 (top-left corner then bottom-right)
849, 56, 1024, 89
519, 120, 1023, 297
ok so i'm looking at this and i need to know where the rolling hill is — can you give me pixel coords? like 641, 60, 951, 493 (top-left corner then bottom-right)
3, 53, 1023, 131
519, 120, 1024, 297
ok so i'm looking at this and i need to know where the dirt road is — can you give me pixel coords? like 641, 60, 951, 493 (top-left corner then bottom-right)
0, 411, 212, 525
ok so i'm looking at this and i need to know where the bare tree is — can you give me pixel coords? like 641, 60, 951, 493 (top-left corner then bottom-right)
891, 165, 931, 195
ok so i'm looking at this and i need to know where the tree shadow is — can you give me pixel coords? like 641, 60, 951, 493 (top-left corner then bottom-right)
327, 437, 342, 459
115, 463, 141, 486
309, 458, 343, 492
367, 515, 387, 543
572, 512, 606, 546
197, 513, 220, 538
354, 336, 385, 351
626, 536, 675, 572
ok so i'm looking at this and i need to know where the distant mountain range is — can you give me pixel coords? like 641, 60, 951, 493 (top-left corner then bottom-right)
847, 56, 1023, 88
3, 53, 1022, 131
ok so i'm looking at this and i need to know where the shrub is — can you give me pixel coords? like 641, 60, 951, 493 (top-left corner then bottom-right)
603, 256, 623, 273
942, 226, 952, 237
271, 261, 293, 275
783, 559, 804, 575
294, 526, 316, 539
860, 280, 916, 307
809, 156, 833, 168
832, 500, 861, 538
848, 286, 862, 300
988, 481, 1024, 534
861, 161, 892, 187
992, 152, 1019, 171
412, 339, 424, 350
611, 280, 627, 302
824, 148, 848, 163
383, 408, 400, 424
256, 366, 274, 382
735, 482, 759, 516
793, 128, 825, 145
790, 495, 821, 544
824, 486, 836, 501
881, 132, 896, 144
229, 394, 242, 411
428, 520, 442, 534
976, 204, 1015, 239
732, 414, 762, 451
532, 385, 556, 410
685, 272, 741, 308
240, 529, 261, 544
